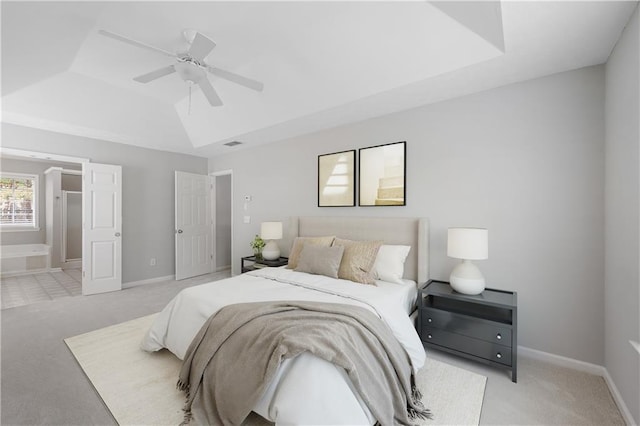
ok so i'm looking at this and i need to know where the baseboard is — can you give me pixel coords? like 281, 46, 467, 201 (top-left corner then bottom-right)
602, 368, 638, 425
62, 260, 81, 270
0, 267, 62, 278
215, 265, 231, 272
122, 274, 175, 289
519, 346, 636, 425
518, 345, 604, 376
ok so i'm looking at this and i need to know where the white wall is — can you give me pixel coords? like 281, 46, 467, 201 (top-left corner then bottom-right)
1, 124, 208, 283
211, 65, 606, 365
605, 4, 640, 423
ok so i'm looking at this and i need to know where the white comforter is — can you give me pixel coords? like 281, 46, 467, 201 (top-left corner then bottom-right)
141, 268, 425, 425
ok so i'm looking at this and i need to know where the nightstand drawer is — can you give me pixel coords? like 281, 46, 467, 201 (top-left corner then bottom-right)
422, 327, 513, 366
421, 307, 512, 346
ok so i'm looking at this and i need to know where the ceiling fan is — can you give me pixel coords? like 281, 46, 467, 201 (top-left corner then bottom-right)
98, 29, 264, 107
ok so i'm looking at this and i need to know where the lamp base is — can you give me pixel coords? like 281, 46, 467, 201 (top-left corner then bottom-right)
262, 240, 280, 260
450, 259, 485, 295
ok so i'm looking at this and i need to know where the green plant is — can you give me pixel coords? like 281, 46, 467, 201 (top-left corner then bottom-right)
250, 235, 265, 252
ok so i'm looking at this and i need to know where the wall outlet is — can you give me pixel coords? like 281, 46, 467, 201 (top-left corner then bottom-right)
150, 258, 157, 266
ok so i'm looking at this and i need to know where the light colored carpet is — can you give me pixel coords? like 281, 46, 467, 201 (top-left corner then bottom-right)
1, 269, 82, 309
65, 314, 487, 426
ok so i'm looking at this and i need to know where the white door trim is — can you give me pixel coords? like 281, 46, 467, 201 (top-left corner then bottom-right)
0, 147, 90, 164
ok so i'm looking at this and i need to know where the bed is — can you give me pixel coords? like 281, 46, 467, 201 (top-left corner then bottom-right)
141, 216, 430, 425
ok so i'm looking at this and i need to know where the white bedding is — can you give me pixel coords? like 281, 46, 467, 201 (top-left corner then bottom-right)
141, 267, 425, 425
375, 278, 419, 315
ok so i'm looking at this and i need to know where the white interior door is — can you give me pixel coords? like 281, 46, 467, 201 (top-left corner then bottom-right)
175, 171, 212, 280
82, 163, 122, 295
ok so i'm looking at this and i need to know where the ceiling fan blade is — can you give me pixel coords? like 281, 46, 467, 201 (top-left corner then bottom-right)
98, 29, 176, 58
133, 65, 176, 83
188, 32, 216, 62
198, 78, 223, 106
207, 67, 264, 92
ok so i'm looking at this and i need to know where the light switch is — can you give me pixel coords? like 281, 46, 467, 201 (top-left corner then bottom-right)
243, 216, 251, 224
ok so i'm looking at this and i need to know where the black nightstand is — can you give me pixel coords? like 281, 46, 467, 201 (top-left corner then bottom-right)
241, 256, 289, 273
418, 279, 518, 382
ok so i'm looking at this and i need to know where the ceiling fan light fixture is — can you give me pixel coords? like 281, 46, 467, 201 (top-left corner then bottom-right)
175, 61, 205, 83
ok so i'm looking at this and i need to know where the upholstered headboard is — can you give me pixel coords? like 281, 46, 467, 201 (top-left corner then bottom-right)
282, 216, 429, 283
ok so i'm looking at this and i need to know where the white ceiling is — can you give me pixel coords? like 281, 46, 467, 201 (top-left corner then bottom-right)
1, 1, 637, 158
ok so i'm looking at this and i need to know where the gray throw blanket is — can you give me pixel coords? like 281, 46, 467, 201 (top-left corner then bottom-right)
177, 301, 431, 425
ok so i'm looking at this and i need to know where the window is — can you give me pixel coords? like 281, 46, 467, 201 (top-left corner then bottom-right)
0, 173, 38, 229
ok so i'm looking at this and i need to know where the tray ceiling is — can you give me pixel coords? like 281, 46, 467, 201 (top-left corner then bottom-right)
1, 1, 636, 157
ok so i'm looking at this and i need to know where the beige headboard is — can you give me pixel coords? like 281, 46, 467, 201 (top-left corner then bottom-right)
282, 216, 429, 284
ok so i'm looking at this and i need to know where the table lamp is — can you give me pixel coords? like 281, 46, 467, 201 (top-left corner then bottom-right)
261, 221, 283, 260
447, 227, 488, 295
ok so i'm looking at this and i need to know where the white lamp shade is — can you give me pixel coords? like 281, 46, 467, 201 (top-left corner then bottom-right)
447, 228, 488, 260
261, 222, 283, 240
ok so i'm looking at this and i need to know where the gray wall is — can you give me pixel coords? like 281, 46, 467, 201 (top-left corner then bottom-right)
210, 66, 606, 366
61, 173, 81, 191
45, 168, 62, 268
605, 5, 640, 423
65, 192, 82, 260
1, 124, 208, 283
0, 158, 81, 246
61, 173, 82, 260
215, 174, 232, 269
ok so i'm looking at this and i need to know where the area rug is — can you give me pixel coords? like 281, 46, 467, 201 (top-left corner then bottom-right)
65, 314, 486, 425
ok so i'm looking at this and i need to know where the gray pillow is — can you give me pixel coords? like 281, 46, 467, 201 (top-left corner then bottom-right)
295, 245, 345, 279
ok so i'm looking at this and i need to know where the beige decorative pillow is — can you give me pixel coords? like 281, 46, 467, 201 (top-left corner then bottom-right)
333, 238, 383, 285
287, 236, 336, 269
295, 245, 344, 279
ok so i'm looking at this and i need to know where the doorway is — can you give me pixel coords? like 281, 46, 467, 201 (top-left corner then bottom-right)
62, 189, 82, 268
212, 171, 232, 272
0, 148, 123, 296
174, 170, 232, 280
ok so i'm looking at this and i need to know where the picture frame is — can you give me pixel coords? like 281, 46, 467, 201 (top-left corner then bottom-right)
358, 141, 406, 206
318, 149, 356, 207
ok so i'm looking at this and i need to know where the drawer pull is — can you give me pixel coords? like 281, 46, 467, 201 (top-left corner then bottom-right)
496, 352, 502, 359
496, 333, 502, 340
427, 318, 432, 323
427, 334, 432, 339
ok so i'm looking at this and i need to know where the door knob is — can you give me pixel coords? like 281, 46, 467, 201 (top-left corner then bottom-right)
177, 229, 183, 234
115, 232, 121, 237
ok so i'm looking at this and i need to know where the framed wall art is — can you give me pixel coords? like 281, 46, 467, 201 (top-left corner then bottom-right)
318, 150, 356, 207
359, 141, 406, 206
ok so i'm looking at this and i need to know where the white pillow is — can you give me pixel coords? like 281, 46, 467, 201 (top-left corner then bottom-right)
372, 245, 411, 284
